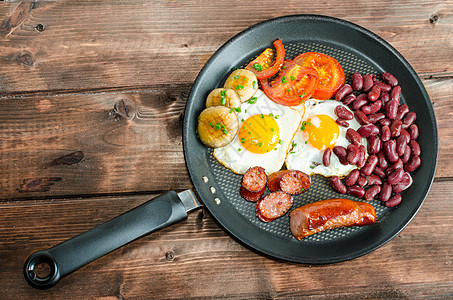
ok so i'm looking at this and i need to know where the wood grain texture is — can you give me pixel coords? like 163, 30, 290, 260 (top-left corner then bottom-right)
0, 78, 451, 200
0, 0, 452, 298
1, 181, 451, 299
0, 0, 452, 94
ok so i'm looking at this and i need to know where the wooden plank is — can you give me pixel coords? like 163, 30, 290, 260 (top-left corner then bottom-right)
1, 180, 451, 299
0, 77, 451, 200
0, 0, 452, 94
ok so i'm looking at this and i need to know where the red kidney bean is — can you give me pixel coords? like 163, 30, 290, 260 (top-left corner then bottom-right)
357, 176, 367, 187
386, 194, 402, 207
390, 119, 402, 137
400, 129, 411, 143
347, 185, 365, 198
361, 155, 378, 176
323, 148, 331, 167
354, 110, 370, 125
387, 167, 404, 185
409, 140, 421, 156
330, 176, 347, 194
373, 80, 392, 92
396, 135, 408, 156
408, 124, 419, 140
380, 118, 391, 127
351, 96, 369, 111
390, 86, 401, 103
381, 125, 391, 142
358, 124, 379, 137
382, 72, 398, 87
367, 85, 381, 102
367, 174, 382, 185
402, 112, 416, 129
367, 135, 381, 154
386, 159, 403, 176
405, 155, 421, 172
351, 72, 363, 90
362, 100, 382, 115
379, 182, 392, 202
335, 105, 354, 120
333, 146, 348, 165
393, 172, 413, 193
346, 128, 362, 146
396, 104, 409, 120
347, 144, 360, 165
373, 166, 386, 178
364, 185, 381, 201
402, 145, 411, 164
383, 140, 399, 163
357, 145, 367, 168
336, 118, 349, 127
377, 151, 389, 169
342, 93, 356, 105
335, 84, 353, 101
385, 100, 398, 120
363, 74, 374, 92
368, 112, 385, 124
345, 169, 360, 186
379, 91, 390, 105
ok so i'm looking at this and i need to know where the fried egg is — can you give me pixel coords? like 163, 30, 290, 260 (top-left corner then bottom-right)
213, 89, 303, 175
285, 99, 367, 177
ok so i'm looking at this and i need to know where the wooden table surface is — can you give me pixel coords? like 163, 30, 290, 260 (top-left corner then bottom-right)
1, 1, 452, 299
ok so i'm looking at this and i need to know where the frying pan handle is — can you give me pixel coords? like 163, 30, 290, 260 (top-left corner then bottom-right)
24, 191, 187, 289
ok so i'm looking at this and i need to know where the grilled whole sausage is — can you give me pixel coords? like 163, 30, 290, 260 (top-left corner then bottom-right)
289, 198, 376, 240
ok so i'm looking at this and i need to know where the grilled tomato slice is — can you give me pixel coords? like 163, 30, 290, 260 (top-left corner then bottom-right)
293, 52, 344, 100
246, 38, 285, 80
260, 60, 318, 106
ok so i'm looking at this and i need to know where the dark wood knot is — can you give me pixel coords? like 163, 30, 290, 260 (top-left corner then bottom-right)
429, 14, 439, 24
114, 97, 137, 120
165, 251, 175, 261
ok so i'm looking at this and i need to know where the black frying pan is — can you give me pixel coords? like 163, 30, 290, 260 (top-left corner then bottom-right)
24, 15, 438, 289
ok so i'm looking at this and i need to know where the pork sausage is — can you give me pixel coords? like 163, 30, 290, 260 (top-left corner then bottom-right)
280, 170, 311, 195
256, 191, 293, 222
268, 170, 311, 195
240, 166, 267, 202
289, 198, 376, 240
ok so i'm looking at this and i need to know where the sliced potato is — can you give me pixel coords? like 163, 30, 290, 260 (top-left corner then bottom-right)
198, 106, 239, 148
223, 69, 258, 102
206, 88, 241, 109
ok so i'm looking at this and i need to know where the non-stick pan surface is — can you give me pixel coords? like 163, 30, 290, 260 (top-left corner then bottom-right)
183, 15, 438, 263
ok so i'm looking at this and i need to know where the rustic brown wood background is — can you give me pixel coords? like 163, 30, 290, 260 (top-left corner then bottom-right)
1, 1, 452, 299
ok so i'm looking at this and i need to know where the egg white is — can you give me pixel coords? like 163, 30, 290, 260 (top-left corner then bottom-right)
213, 89, 303, 175
285, 99, 367, 177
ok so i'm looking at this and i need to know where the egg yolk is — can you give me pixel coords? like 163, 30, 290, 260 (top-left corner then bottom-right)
302, 114, 339, 151
238, 114, 280, 154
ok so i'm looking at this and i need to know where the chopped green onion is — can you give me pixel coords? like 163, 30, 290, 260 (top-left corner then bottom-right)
237, 148, 241, 151
281, 76, 287, 84
241, 138, 245, 144
261, 114, 264, 119
253, 80, 257, 89
253, 63, 263, 71
235, 107, 241, 112
290, 75, 295, 81
215, 123, 221, 130
236, 84, 244, 90
248, 97, 258, 104
279, 139, 283, 145
222, 129, 228, 135
209, 121, 213, 127
274, 115, 279, 119
234, 75, 240, 80
286, 88, 291, 92
220, 90, 226, 96
220, 96, 226, 105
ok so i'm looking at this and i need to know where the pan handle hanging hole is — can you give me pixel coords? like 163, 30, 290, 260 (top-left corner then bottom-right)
210, 187, 216, 194
214, 198, 221, 205
202, 176, 209, 183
